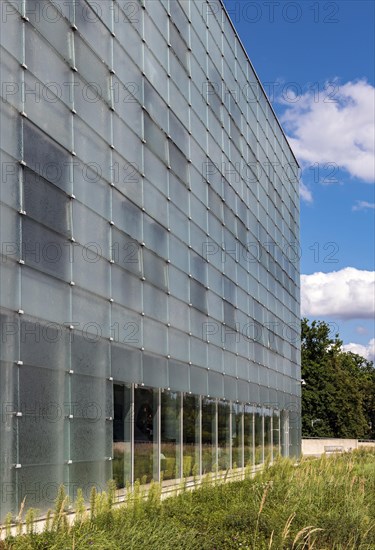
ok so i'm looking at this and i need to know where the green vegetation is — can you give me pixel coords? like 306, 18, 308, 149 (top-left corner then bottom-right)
301, 318, 375, 438
1, 449, 374, 549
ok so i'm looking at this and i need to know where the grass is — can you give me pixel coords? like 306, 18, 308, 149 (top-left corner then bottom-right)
1, 448, 374, 549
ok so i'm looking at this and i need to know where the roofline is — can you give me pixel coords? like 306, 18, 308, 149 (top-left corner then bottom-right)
218, 0, 300, 169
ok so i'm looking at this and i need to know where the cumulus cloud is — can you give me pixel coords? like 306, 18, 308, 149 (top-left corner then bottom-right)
355, 325, 369, 335
300, 180, 313, 203
342, 338, 375, 362
301, 267, 375, 319
281, 80, 375, 183
352, 200, 375, 211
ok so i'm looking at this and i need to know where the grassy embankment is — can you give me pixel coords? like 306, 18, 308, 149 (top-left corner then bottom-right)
1, 448, 374, 549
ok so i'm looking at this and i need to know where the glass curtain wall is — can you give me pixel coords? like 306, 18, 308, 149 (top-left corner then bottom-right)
272, 411, 281, 458
113, 384, 132, 488
281, 410, 289, 457
202, 397, 217, 474
264, 409, 272, 462
231, 403, 243, 469
217, 400, 231, 471
244, 405, 254, 467
183, 394, 200, 477
254, 409, 263, 465
160, 390, 181, 481
112, 390, 286, 484
134, 387, 159, 483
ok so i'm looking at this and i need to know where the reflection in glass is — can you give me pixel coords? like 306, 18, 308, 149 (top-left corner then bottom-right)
244, 405, 254, 467
231, 403, 243, 469
112, 384, 132, 488
254, 410, 263, 465
273, 412, 280, 459
161, 391, 181, 481
183, 394, 200, 477
281, 410, 289, 457
202, 397, 216, 473
218, 400, 230, 471
264, 410, 272, 462
134, 387, 159, 483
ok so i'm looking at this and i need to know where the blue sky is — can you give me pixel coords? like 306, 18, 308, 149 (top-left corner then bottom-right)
223, 0, 375, 359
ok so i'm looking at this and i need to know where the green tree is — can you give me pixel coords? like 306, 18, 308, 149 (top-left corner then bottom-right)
301, 318, 374, 439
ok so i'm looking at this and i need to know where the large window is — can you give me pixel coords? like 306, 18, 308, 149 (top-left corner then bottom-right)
254, 410, 263, 465
232, 403, 243, 469
244, 405, 254, 467
161, 391, 181, 481
113, 384, 132, 488
134, 387, 159, 483
273, 411, 281, 459
183, 394, 200, 477
218, 400, 230, 471
202, 397, 216, 474
264, 410, 272, 462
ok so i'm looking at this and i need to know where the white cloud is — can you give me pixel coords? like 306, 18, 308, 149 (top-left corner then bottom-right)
281, 80, 375, 183
300, 180, 313, 203
355, 325, 368, 335
342, 338, 375, 362
352, 200, 375, 211
301, 267, 375, 319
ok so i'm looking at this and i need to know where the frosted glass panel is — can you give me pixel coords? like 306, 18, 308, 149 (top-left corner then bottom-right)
23, 168, 71, 237
69, 460, 111, 494
20, 321, 69, 370
0, 149, 19, 210
73, 202, 110, 258
0, 310, 19, 362
144, 112, 167, 162
111, 345, 142, 383
190, 279, 207, 314
0, 47, 22, 110
143, 249, 168, 291
74, 34, 110, 103
143, 284, 167, 322
17, 465, 65, 509
75, 0, 111, 64
190, 337, 207, 368
22, 267, 69, 324
143, 317, 167, 355
72, 244, 110, 297
73, 161, 110, 219
22, 218, 70, 280
70, 418, 106, 461
26, 0, 73, 64
25, 27, 72, 105
113, 115, 142, 169
74, 117, 111, 183
111, 265, 142, 311
71, 333, 109, 377
1, 1, 23, 60
168, 296, 189, 333
143, 354, 167, 388
0, 259, 19, 311
18, 415, 64, 465
169, 360, 189, 391
72, 287, 110, 337
111, 304, 142, 349
24, 72, 72, 149
23, 119, 71, 192
112, 191, 142, 241
74, 75, 110, 143
143, 217, 168, 261
71, 374, 110, 420
169, 328, 189, 362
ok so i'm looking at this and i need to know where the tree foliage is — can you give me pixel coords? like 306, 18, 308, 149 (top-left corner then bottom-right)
301, 318, 375, 439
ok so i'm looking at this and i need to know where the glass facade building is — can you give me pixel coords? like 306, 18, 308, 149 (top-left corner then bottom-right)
0, 0, 301, 520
